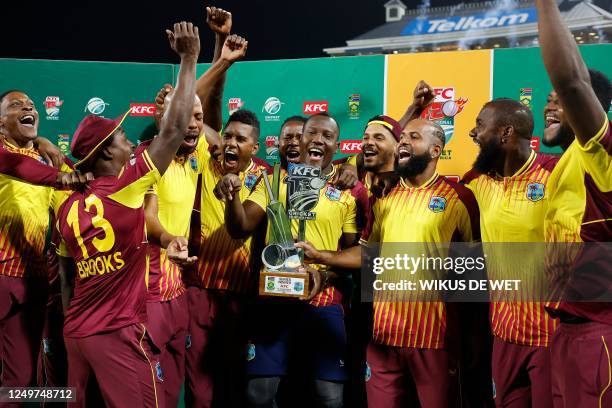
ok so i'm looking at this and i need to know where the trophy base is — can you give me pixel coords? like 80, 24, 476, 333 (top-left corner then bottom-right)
259, 269, 310, 298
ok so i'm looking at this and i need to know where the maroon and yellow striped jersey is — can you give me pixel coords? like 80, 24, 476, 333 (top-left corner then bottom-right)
57, 150, 160, 338
184, 137, 267, 293
0, 141, 56, 278
140, 136, 209, 302
361, 173, 479, 348
463, 151, 559, 346
0, 143, 60, 186
545, 119, 612, 324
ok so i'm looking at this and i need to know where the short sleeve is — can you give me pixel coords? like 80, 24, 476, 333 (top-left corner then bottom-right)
576, 119, 611, 192
196, 133, 212, 174
246, 174, 270, 212
453, 184, 480, 242
107, 150, 161, 208
342, 195, 358, 234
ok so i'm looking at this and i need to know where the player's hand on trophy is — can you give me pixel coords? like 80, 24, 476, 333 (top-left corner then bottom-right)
206, 6, 232, 36
166, 21, 201, 59
36, 137, 65, 169
299, 265, 324, 301
295, 241, 325, 264
214, 173, 242, 202
57, 170, 94, 190
332, 162, 358, 190
412, 80, 435, 109
221, 34, 248, 63
167, 236, 198, 266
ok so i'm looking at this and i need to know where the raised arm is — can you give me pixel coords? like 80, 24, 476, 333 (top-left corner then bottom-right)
535, 0, 607, 145
148, 22, 200, 174
198, 6, 232, 131
399, 80, 435, 129
196, 33, 248, 132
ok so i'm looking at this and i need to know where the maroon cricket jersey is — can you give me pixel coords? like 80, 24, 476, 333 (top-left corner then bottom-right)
56, 150, 160, 337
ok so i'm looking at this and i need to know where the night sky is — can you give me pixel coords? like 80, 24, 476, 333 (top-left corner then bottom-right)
1, 0, 609, 63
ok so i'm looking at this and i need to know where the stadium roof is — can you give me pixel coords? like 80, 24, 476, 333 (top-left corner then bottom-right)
324, 0, 612, 55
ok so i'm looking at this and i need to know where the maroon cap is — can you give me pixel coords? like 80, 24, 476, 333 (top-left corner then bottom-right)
366, 115, 403, 142
71, 112, 129, 167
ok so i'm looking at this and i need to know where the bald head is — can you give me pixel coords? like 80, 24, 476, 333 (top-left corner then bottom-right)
483, 98, 534, 140
402, 118, 446, 149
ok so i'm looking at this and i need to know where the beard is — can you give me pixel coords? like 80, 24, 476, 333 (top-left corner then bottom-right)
542, 123, 573, 148
473, 138, 503, 174
394, 151, 431, 179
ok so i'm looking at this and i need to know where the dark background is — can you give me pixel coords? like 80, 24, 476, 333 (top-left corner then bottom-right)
1, 0, 610, 63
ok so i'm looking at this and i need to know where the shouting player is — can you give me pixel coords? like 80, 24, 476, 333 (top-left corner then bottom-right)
144, 28, 248, 408
536, 0, 612, 405
0, 90, 91, 391
297, 118, 480, 408
216, 112, 367, 408
55, 21, 200, 407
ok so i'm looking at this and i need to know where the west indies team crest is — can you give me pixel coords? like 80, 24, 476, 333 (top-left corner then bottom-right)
420, 87, 468, 146
526, 182, 545, 202
285, 163, 327, 220
244, 172, 258, 191
428, 196, 447, 213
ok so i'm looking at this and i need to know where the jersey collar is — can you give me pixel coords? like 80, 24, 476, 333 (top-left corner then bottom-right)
400, 172, 439, 190
510, 150, 537, 178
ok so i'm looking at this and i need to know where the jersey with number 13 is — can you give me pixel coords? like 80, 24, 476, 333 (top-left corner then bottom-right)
56, 150, 160, 338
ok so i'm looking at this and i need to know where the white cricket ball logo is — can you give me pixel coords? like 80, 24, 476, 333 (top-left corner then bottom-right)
442, 100, 460, 117
263, 97, 283, 115
85, 97, 108, 115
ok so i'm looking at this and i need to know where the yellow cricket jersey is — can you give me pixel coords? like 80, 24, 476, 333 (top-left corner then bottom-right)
0, 141, 54, 278
545, 118, 612, 324
463, 151, 559, 347
145, 136, 209, 302
248, 166, 365, 307
187, 137, 267, 294
361, 173, 479, 348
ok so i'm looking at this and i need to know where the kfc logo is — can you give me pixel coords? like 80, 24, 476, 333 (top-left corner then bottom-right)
420, 87, 468, 144
303, 101, 329, 115
130, 103, 156, 116
340, 140, 362, 154
530, 137, 540, 152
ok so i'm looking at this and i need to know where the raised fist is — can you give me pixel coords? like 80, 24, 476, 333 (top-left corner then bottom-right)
412, 80, 435, 109
221, 34, 248, 63
206, 6, 232, 35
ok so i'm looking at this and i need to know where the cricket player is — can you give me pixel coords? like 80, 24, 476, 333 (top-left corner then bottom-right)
55, 21, 200, 407
463, 98, 559, 407
144, 26, 248, 408
298, 118, 480, 408
536, 0, 612, 405
0, 90, 89, 392
216, 112, 367, 408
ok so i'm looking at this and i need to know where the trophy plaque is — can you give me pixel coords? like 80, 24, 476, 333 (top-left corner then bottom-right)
259, 163, 326, 298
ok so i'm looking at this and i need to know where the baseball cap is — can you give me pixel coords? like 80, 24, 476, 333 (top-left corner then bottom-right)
71, 111, 129, 168
366, 115, 402, 142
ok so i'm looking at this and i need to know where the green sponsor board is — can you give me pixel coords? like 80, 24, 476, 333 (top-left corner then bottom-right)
0, 59, 174, 158
184, 55, 385, 163
492, 44, 612, 154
